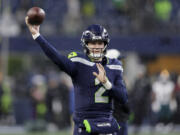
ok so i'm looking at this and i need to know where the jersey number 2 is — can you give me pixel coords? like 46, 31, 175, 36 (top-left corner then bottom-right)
95, 78, 109, 103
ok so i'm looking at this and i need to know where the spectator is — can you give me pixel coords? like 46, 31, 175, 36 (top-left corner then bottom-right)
130, 69, 151, 134
46, 72, 71, 129
13, 74, 33, 125
151, 69, 177, 125
62, 0, 82, 36
0, 8, 20, 37
30, 74, 47, 119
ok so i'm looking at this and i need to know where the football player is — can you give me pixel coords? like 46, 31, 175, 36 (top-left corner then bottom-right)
106, 49, 130, 135
25, 16, 128, 135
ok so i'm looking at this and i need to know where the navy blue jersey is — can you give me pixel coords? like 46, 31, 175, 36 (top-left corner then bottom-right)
35, 35, 128, 118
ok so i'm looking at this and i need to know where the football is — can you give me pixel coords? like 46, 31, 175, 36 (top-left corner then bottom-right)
27, 7, 45, 25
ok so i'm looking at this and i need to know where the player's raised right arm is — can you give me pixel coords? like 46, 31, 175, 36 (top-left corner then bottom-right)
25, 17, 76, 76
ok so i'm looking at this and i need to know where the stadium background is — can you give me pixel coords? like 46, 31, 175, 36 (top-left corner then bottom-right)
0, 0, 180, 135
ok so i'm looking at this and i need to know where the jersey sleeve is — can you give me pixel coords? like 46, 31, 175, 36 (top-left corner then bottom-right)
109, 60, 128, 104
111, 72, 128, 104
35, 35, 77, 76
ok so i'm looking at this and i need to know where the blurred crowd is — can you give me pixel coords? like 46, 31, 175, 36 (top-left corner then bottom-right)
1, 0, 180, 37
129, 69, 180, 131
0, 65, 74, 131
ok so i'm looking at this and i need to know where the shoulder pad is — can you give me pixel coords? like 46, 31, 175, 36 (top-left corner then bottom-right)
107, 58, 123, 72
68, 52, 78, 59
115, 59, 122, 65
108, 58, 122, 65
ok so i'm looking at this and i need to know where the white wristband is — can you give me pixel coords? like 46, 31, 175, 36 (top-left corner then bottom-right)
32, 33, 40, 40
103, 79, 112, 90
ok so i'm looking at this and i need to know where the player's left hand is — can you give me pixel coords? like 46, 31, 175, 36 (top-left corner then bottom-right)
93, 63, 107, 84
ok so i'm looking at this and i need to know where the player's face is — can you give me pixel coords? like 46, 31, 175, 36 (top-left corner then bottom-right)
87, 41, 105, 54
87, 41, 105, 61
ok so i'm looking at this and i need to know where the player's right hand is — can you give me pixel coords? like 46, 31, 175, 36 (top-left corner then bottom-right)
25, 16, 40, 35
93, 63, 107, 84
